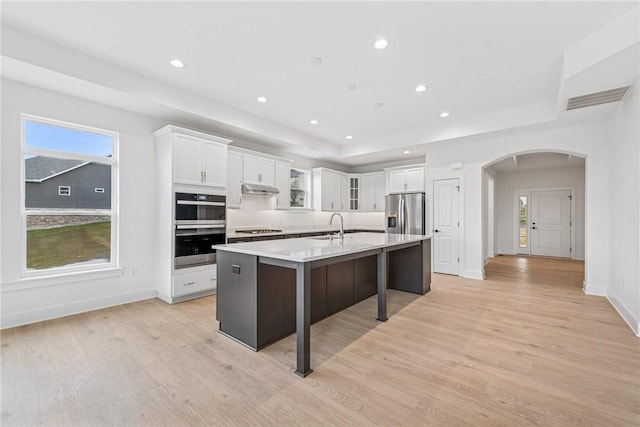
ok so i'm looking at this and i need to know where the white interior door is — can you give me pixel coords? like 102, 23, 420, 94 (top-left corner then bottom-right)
530, 190, 571, 257
433, 179, 460, 275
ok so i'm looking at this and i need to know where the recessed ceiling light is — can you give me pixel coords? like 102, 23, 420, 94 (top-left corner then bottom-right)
348, 84, 357, 91
440, 111, 450, 117
374, 103, 383, 109
257, 96, 267, 103
170, 59, 184, 68
403, 150, 411, 154
345, 135, 353, 140
310, 57, 322, 66
310, 119, 318, 125
415, 84, 427, 92
374, 38, 389, 49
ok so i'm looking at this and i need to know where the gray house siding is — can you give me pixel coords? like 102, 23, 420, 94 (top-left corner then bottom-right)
26, 163, 111, 209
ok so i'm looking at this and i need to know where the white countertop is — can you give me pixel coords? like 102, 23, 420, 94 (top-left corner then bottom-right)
215, 232, 431, 263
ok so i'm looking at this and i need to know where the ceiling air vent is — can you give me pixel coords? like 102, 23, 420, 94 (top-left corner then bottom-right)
566, 86, 631, 111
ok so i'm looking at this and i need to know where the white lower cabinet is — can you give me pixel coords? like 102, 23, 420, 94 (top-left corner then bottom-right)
172, 265, 217, 299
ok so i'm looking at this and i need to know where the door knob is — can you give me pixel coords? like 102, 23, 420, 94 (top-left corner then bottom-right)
434, 229, 440, 233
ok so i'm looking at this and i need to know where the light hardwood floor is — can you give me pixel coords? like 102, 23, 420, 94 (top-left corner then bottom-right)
2, 256, 639, 426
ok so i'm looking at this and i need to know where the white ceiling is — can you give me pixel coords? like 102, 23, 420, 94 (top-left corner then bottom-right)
1, 1, 638, 166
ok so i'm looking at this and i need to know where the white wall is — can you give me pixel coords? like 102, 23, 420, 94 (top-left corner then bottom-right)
424, 120, 610, 292
0, 79, 167, 328
607, 80, 640, 335
494, 165, 586, 259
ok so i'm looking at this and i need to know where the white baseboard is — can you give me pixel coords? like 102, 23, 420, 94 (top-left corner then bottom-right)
583, 282, 607, 296
462, 269, 485, 280
1, 289, 157, 330
606, 294, 640, 337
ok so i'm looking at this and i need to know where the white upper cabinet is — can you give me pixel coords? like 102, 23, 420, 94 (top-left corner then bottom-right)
274, 160, 290, 210
202, 140, 227, 188
243, 154, 275, 186
405, 167, 424, 192
174, 134, 228, 188
226, 151, 242, 208
312, 168, 346, 211
154, 126, 231, 190
339, 174, 349, 211
387, 166, 425, 193
374, 172, 386, 211
359, 175, 375, 211
174, 134, 204, 185
388, 170, 406, 193
359, 172, 386, 212
348, 176, 360, 211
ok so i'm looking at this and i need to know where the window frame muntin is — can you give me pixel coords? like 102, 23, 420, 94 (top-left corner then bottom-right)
20, 114, 119, 278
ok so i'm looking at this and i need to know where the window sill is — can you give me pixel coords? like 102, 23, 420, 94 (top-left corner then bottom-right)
1, 267, 124, 293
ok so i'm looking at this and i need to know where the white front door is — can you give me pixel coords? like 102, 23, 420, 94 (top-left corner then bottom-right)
433, 178, 460, 275
530, 190, 571, 257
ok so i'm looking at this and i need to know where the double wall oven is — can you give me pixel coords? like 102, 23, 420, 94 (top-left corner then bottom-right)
175, 192, 226, 268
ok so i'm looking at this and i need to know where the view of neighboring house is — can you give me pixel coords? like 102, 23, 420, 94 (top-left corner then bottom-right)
25, 156, 111, 209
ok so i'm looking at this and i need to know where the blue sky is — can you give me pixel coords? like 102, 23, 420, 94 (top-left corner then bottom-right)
25, 120, 113, 157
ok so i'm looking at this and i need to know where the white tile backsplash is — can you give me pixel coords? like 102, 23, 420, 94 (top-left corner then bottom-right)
227, 196, 384, 231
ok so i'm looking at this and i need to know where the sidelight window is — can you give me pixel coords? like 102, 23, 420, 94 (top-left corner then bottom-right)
22, 115, 118, 275
519, 195, 528, 248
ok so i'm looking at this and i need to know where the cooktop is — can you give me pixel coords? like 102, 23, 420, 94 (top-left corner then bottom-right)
236, 229, 283, 234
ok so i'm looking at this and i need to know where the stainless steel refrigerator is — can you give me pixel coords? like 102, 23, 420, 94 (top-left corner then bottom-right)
385, 192, 426, 235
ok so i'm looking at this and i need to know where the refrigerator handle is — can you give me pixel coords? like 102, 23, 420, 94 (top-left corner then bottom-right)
399, 198, 405, 234
404, 196, 410, 234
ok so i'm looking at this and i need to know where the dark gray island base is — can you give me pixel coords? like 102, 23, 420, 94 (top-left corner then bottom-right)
215, 233, 431, 377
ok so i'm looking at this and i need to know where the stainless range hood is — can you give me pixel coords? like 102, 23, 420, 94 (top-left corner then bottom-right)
241, 183, 280, 195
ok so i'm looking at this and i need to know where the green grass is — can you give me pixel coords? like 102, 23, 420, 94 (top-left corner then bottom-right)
27, 221, 111, 270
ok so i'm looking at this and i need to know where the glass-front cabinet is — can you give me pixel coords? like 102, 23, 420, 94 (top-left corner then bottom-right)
349, 177, 359, 210
290, 168, 310, 209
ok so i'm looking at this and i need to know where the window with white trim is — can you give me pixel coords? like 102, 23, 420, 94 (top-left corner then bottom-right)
58, 185, 71, 196
22, 115, 118, 275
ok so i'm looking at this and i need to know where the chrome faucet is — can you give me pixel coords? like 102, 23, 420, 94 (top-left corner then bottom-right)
329, 212, 344, 240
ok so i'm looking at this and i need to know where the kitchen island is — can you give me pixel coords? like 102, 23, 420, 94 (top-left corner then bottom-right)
215, 232, 431, 377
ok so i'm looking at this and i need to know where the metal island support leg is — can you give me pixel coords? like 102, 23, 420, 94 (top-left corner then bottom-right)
377, 250, 388, 322
295, 262, 312, 377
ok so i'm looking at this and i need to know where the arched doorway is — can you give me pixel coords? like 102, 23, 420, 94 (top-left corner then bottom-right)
482, 151, 586, 285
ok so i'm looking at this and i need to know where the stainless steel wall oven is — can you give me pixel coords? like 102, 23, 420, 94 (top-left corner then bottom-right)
174, 193, 226, 268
